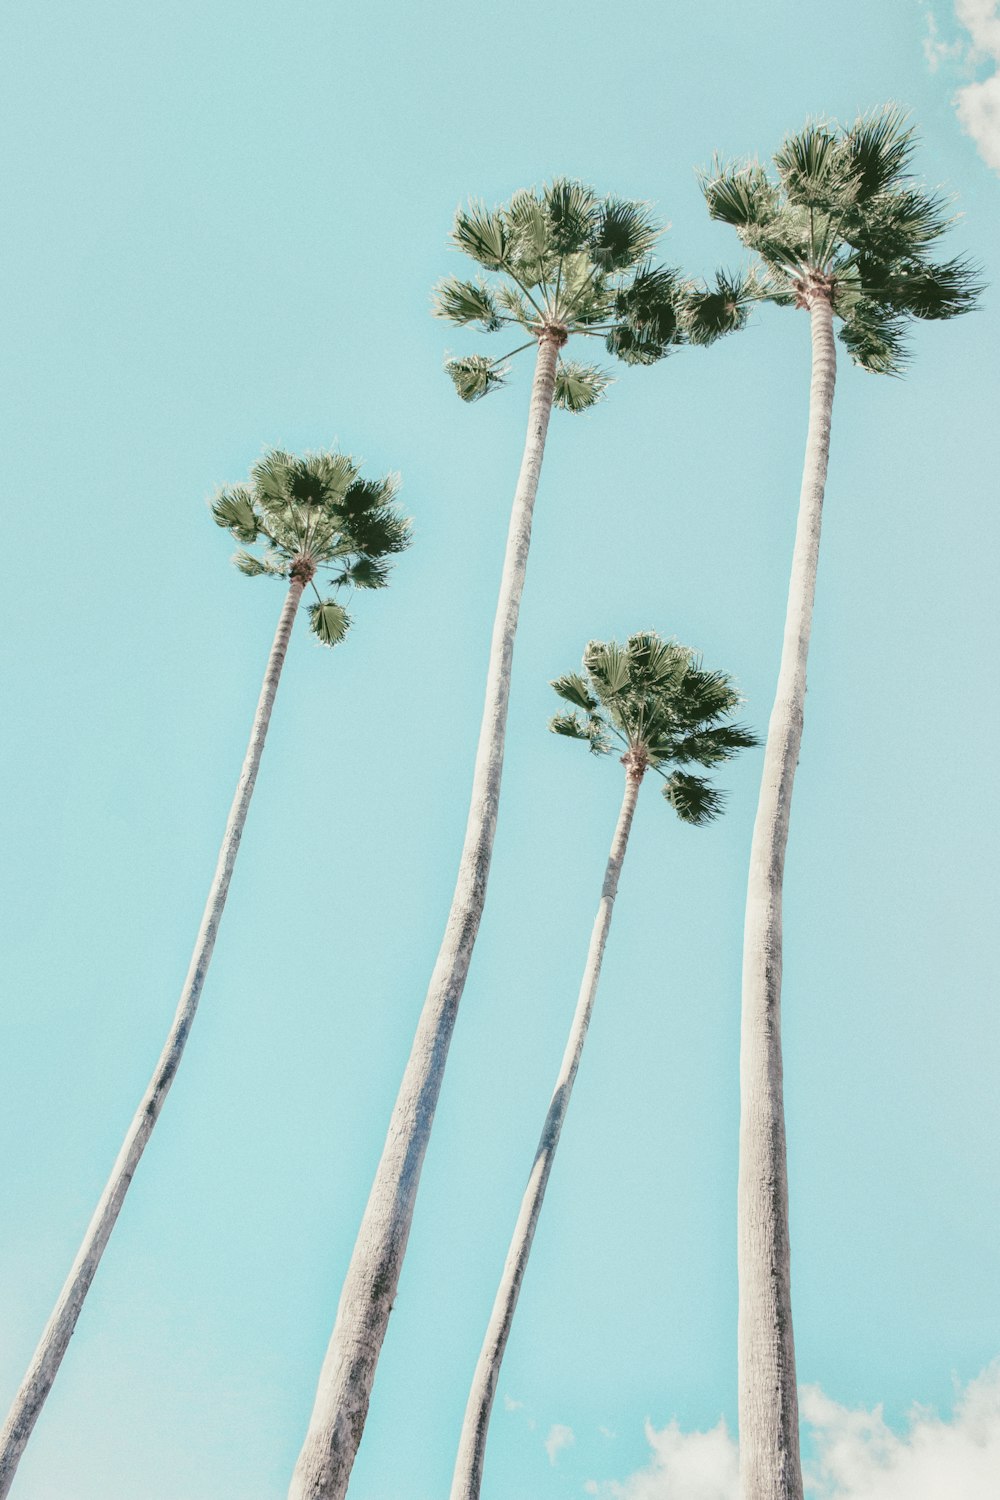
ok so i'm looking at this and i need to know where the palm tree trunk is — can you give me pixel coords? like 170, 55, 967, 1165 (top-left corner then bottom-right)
0, 578, 305, 1499
738, 292, 836, 1500
450, 766, 642, 1500
288, 332, 562, 1500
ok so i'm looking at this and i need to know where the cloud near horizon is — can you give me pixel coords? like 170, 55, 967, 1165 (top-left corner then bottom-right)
588, 1362, 1000, 1500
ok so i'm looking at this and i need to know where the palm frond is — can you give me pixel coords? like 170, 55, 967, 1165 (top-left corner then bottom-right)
663, 772, 726, 826
551, 672, 598, 711
445, 353, 509, 402
590, 197, 660, 272
774, 121, 851, 210
543, 178, 599, 255
433, 276, 505, 331
495, 282, 536, 327
549, 711, 612, 756
682, 268, 757, 345
211, 487, 259, 543
838, 299, 910, 374
607, 263, 685, 364
671, 723, 760, 766
870, 254, 983, 320
700, 161, 777, 229
452, 203, 509, 270
846, 187, 954, 259
232, 549, 280, 578
333, 556, 391, 590
308, 598, 351, 648
584, 639, 630, 699
554, 360, 610, 412
840, 106, 914, 200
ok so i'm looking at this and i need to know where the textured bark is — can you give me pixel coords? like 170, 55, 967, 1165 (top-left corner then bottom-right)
288, 334, 561, 1500
450, 768, 641, 1500
738, 294, 836, 1500
0, 579, 304, 1499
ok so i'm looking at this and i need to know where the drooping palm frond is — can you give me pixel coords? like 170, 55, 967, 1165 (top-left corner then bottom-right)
212, 446, 410, 647
554, 360, 611, 412
837, 299, 910, 374
591, 197, 661, 272
551, 632, 756, 817
682, 268, 759, 345
607, 264, 687, 363
865, 255, 983, 320
663, 771, 726, 825
445, 353, 509, 402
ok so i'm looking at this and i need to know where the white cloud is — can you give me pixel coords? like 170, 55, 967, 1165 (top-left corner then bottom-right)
588, 1362, 1000, 1500
925, 2, 1000, 170
545, 1423, 575, 1464
503, 1395, 525, 1412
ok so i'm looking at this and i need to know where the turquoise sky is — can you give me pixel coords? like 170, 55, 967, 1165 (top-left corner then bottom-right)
1, 2, 997, 1497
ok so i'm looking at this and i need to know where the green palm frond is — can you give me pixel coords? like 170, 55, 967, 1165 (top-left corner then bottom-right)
682, 268, 758, 345
333, 556, 390, 590
840, 106, 914, 200
433, 277, 505, 331
549, 711, 612, 755
591, 197, 660, 271
700, 162, 778, 229
232, 549, 281, 578
495, 283, 536, 327
551, 672, 598, 711
844, 188, 954, 259
671, 723, 760, 765
584, 639, 630, 698
212, 486, 259, 543
663, 772, 726, 825
553, 360, 610, 412
868, 255, 982, 320
543, 178, 600, 255
607, 263, 686, 363
451, 203, 508, 270
445, 353, 509, 402
308, 598, 351, 647
838, 299, 909, 374
774, 122, 851, 210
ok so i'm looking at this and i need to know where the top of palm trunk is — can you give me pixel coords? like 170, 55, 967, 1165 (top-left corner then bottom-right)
551, 631, 759, 820
433, 177, 749, 411
690, 106, 982, 371
211, 447, 411, 646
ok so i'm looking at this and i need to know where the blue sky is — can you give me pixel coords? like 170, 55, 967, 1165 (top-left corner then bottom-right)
1, 2, 997, 1497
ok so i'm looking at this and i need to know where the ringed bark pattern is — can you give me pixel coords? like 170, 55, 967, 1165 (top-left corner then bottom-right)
0, 578, 305, 1500
288, 333, 562, 1500
738, 294, 836, 1500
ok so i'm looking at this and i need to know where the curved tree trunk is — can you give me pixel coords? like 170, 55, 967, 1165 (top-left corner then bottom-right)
0, 578, 305, 1499
288, 333, 561, 1500
450, 766, 642, 1500
738, 292, 835, 1500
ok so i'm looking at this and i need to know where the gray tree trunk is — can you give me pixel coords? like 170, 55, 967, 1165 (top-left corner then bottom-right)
738, 293, 836, 1500
0, 578, 305, 1499
450, 766, 642, 1500
288, 332, 562, 1500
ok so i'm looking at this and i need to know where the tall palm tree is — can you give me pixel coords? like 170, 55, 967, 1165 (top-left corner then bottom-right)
450, 632, 758, 1500
0, 449, 409, 1499
692, 109, 980, 1500
288, 181, 708, 1500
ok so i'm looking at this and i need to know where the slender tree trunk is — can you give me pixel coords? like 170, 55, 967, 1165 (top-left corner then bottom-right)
738, 292, 836, 1500
0, 578, 305, 1499
450, 766, 642, 1500
288, 333, 562, 1500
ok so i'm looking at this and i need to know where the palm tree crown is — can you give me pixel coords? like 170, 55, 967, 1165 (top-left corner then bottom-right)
212, 448, 411, 644
694, 107, 982, 371
433, 178, 706, 410
550, 631, 758, 819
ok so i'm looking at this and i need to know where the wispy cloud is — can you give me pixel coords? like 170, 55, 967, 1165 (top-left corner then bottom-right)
587, 1362, 1000, 1500
503, 1395, 524, 1413
924, 2, 1000, 170
545, 1423, 575, 1465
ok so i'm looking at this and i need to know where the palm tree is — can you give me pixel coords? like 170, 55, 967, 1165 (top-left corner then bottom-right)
450, 632, 758, 1500
692, 109, 981, 1500
288, 181, 707, 1500
0, 449, 409, 1499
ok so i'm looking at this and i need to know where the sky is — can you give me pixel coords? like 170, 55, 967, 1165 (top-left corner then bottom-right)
0, 2, 997, 1498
